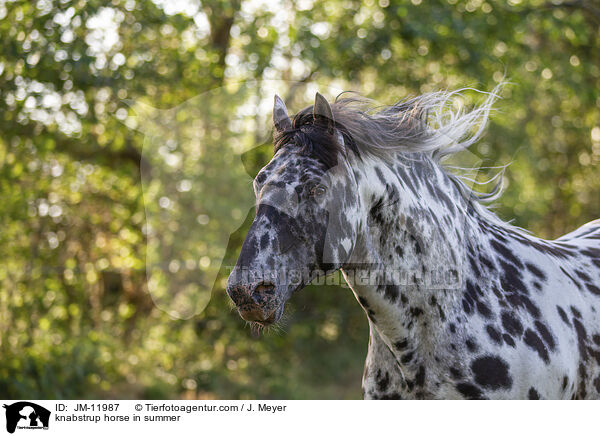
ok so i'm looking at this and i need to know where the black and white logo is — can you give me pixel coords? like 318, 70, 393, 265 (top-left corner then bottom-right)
2, 402, 50, 434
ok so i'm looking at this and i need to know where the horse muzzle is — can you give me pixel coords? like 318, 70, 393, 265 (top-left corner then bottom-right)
226, 280, 284, 325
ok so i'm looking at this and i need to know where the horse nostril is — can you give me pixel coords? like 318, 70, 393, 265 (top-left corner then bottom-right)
255, 282, 275, 294
252, 281, 276, 304
227, 284, 251, 305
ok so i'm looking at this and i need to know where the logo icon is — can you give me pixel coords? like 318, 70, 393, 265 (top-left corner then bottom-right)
2, 402, 50, 434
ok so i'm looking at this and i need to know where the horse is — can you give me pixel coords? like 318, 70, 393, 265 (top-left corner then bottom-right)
226, 89, 600, 399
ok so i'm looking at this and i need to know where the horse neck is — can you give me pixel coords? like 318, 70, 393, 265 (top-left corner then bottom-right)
342, 152, 487, 361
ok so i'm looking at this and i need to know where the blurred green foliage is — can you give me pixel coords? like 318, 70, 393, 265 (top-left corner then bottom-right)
0, 0, 598, 399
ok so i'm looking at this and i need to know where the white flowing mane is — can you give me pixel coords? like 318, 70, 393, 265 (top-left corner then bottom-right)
326, 84, 527, 232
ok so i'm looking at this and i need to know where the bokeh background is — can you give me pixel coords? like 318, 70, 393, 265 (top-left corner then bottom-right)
1, 0, 599, 399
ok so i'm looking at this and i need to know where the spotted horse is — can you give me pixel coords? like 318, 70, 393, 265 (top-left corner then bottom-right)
226, 89, 600, 399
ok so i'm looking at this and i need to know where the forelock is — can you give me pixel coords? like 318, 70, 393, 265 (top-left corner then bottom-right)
273, 105, 358, 169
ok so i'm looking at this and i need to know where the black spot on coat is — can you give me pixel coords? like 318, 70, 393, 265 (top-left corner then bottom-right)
415, 366, 426, 387
523, 329, 550, 363
501, 311, 524, 336
525, 263, 547, 281
557, 306, 571, 326
375, 369, 390, 392
503, 334, 516, 347
528, 387, 540, 399
486, 325, 503, 345
471, 355, 513, 390
456, 383, 485, 399
534, 320, 556, 350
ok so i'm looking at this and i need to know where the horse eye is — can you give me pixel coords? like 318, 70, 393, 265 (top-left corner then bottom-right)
311, 185, 327, 197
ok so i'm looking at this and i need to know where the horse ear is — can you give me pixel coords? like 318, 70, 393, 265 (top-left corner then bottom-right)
273, 95, 292, 133
313, 92, 334, 134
